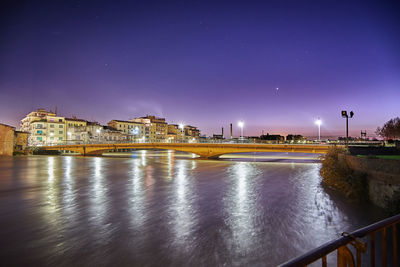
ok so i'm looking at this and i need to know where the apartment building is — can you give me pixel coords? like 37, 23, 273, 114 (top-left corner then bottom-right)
185, 125, 200, 140
107, 120, 145, 141
65, 117, 87, 141
68, 122, 129, 143
20, 109, 202, 145
20, 109, 66, 146
167, 124, 184, 141
131, 115, 167, 141
168, 124, 200, 142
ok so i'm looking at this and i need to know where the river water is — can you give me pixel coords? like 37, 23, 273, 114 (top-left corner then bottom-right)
0, 151, 386, 266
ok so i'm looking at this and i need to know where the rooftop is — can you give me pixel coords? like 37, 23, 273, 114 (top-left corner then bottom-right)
65, 117, 87, 122
0, 123, 16, 129
110, 119, 144, 124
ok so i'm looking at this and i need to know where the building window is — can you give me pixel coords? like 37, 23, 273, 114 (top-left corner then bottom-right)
36, 137, 42, 141
59, 137, 63, 140
59, 131, 63, 134
50, 137, 54, 140
37, 130, 42, 134
50, 124, 54, 128
59, 119, 62, 122
59, 125, 63, 128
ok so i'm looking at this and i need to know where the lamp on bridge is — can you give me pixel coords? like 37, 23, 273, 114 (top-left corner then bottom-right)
96, 128, 101, 142
132, 126, 139, 142
238, 121, 244, 141
179, 123, 184, 142
315, 118, 322, 142
67, 131, 72, 143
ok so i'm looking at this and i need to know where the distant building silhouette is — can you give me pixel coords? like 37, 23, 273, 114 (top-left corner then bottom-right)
286, 134, 306, 142
260, 133, 284, 142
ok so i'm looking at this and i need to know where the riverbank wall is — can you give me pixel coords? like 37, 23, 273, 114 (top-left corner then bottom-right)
339, 154, 400, 211
0, 123, 29, 156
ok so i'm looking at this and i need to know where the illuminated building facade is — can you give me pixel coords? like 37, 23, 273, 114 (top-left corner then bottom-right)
20, 109, 65, 146
107, 120, 145, 141
131, 115, 168, 142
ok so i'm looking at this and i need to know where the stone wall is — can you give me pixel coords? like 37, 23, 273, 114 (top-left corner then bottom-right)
342, 154, 400, 209
0, 123, 15, 156
14, 131, 28, 153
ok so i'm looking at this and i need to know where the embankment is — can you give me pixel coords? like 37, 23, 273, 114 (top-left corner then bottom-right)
320, 147, 400, 213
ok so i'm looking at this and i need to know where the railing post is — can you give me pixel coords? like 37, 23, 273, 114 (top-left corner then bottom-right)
322, 255, 327, 267
394, 224, 398, 267
370, 232, 375, 267
382, 227, 387, 267
337, 246, 355, 267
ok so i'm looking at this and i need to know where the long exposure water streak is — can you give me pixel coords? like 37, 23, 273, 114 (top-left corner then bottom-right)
0, 151, 385, 266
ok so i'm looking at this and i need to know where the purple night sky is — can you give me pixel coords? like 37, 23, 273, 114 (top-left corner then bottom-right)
1, 0, 399, 138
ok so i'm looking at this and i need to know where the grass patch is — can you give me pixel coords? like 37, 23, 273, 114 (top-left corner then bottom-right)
357, 155, 400, 160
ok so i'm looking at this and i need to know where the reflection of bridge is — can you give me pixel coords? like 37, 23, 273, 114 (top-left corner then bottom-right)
41, 142, 334, 159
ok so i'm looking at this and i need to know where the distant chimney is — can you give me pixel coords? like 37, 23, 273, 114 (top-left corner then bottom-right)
230, 123, 232, 139
222, 127, 224, 138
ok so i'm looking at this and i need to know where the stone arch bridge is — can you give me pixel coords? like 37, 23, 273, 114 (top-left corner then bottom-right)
41, 143, 333, 159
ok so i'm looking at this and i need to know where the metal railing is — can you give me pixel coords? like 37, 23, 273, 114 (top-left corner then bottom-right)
278, 213, 400, 267
32, 139, 383, 147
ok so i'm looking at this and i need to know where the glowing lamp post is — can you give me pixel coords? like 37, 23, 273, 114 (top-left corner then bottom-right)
179, 123, 184, 142
132, 126, 139, 143
315, 118, 322, 142
238, 121, 244, 141
96, 128, 101, 142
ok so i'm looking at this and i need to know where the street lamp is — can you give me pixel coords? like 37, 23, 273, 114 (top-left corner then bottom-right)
238, 121, 244, 141
341, 110, 354, 149
132, 126, 139, 143
315, 118, 322, 142
179, 123, 184, 142
96, 128, 101, 142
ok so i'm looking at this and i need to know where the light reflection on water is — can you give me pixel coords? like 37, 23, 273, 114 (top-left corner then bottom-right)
225, 162, 262, 260
128, 158, 146, 228
170, 160, 197, 247
0, 152, 386, 266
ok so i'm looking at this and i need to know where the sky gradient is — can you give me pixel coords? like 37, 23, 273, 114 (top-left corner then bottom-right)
1, 0, 399, 138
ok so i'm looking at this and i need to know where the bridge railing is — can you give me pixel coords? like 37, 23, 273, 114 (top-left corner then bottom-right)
35, 139, 382, 147
278, 213, 400, 267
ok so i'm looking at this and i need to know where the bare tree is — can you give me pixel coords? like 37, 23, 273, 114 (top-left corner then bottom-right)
376, 117, 400, 140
